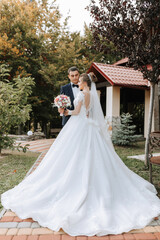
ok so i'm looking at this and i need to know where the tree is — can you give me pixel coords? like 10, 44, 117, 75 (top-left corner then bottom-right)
88, 0, 160, 166
0, 0, 61, 132
0, 64, 34, 153
112, 113, 141, 146
80, 24, 121, 66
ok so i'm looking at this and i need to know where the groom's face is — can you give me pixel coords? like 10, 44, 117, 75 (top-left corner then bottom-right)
68, 70, 79, 84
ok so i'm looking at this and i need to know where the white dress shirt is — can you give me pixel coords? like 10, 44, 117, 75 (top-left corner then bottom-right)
71, 82, 80, 99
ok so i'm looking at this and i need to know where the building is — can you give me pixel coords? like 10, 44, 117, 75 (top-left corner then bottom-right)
88, 60, 160, 137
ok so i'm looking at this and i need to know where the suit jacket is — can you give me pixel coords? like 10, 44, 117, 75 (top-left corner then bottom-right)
60, 83, 75, 126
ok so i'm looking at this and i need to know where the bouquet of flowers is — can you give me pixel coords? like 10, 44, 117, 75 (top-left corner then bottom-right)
53, 94, 71, 116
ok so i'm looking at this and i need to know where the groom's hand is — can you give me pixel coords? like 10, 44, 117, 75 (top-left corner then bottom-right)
64, 109, 69, 116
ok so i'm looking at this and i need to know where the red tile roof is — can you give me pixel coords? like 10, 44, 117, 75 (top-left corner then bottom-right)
89, 62, 150, 88
113, 58, 152, 71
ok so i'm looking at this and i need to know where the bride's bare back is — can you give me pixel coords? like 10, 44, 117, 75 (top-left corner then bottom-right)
83, 91, 90, 110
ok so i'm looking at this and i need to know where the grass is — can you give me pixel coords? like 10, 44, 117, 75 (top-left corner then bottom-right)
0, 141, 159, 212
0, 149, 39, 211
115, 141, 160, 198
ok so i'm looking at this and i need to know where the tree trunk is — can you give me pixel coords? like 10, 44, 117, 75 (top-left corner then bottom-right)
145, 82, 155, 166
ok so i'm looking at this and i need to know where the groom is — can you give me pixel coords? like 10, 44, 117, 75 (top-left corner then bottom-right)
59, 66, 80, 126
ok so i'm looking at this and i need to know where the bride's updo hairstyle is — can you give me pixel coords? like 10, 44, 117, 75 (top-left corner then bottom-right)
80, 72, 97, 88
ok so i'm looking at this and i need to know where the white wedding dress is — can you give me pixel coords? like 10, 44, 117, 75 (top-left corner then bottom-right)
1, 85, 160, 236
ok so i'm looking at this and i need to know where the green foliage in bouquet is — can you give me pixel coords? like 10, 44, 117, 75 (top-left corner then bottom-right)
112, 113, 141, 146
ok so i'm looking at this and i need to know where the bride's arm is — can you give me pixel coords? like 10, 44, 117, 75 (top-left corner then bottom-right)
64, 101, 83, 116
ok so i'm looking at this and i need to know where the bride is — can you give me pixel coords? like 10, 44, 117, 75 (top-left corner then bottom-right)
1, 72, 160, 236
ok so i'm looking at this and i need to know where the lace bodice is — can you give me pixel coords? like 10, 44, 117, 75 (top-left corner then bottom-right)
73, 91, 90, 117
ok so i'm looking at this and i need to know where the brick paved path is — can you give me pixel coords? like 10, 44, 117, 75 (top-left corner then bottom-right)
17, 139, 55, 153
0, 139, 160, 240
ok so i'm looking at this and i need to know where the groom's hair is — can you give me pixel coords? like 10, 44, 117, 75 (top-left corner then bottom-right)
68, 66, 79, 74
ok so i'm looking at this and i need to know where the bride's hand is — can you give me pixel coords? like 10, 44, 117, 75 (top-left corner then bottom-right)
58, 108, 64, 115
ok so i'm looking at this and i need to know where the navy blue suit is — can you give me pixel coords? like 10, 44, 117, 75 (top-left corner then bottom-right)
60, 83, 75, 126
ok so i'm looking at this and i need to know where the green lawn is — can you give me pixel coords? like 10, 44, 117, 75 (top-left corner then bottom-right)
115, 141, 160, 198
0, 141, 159, 212
0, 150, 39, 211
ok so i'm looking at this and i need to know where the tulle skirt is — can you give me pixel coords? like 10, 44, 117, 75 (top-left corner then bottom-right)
1, 114, 160, 236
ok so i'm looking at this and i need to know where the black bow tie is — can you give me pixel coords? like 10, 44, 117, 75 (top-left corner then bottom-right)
72, 84, 79, 88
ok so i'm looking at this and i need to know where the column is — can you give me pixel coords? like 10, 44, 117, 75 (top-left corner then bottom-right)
106, 86, 120, 133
